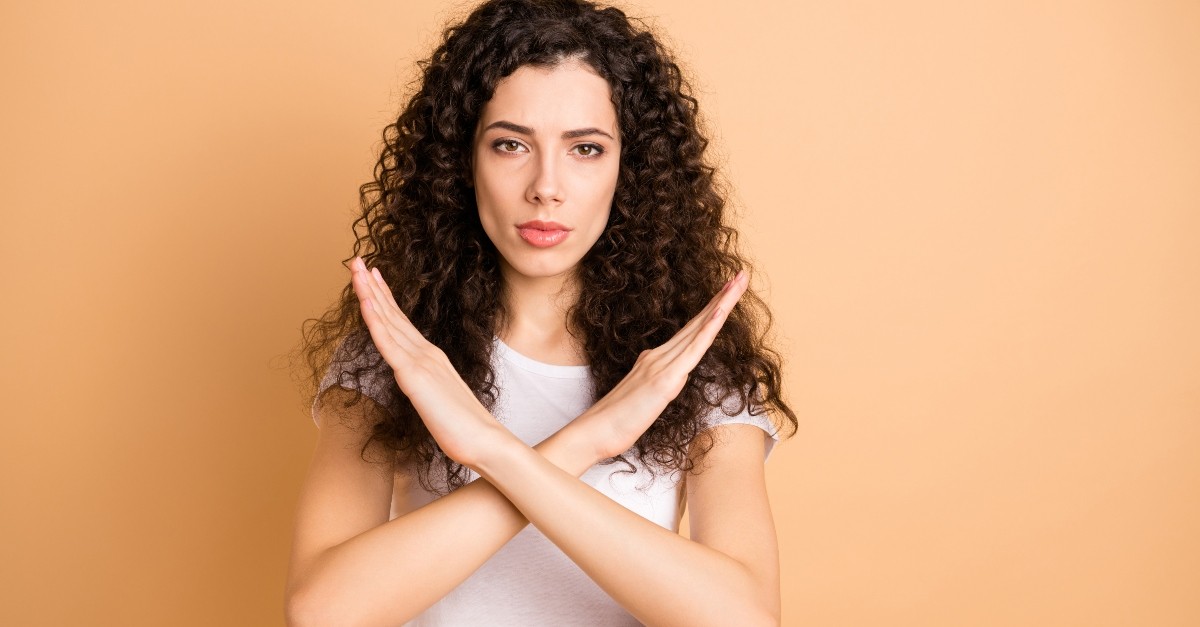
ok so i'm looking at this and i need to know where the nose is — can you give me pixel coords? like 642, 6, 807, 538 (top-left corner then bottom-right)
526, 150, 563, 206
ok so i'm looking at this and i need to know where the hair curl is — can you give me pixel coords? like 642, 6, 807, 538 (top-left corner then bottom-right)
298, 0, 797, 494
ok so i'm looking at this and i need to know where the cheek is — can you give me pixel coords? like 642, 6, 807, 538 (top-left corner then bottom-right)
580, 201, 613, 247
473, 170, 507, 220
476, 157, 520, 191
577, 157, 618, 196
597, 160, 619, 202
590, 168, 618, 227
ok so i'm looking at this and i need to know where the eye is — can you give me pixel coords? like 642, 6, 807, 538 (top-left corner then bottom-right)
493, 139, 526, 154
573, 143, 605, 158
490, 139, 606, 159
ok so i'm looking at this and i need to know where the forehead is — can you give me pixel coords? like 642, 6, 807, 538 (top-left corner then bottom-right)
477, 61, 618, 135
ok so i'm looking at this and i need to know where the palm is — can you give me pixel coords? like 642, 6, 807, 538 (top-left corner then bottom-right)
583, 271, 750, 459
348, 257, 504, 467
348, 255, 750, 466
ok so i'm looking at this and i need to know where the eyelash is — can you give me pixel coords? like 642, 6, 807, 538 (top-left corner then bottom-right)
491, 139, 606, 159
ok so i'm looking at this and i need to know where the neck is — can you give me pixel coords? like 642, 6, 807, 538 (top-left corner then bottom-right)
497, 262, 587, 366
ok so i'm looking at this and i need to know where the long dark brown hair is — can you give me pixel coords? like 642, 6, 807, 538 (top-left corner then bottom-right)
299, 0, 797, 494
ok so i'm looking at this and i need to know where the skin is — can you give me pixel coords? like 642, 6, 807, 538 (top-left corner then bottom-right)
285, 61, 781, 626
472, 58, 621, 366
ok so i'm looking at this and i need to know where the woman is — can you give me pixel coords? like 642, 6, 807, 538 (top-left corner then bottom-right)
286, 0, 797, 624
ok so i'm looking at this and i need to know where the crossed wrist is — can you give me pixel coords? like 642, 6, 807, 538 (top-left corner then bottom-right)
574, 407, 628, 462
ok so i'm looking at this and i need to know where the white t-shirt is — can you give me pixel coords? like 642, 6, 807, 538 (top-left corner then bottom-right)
315, 336, 780, 626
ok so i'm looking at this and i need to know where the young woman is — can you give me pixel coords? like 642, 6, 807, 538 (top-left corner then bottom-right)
286, 0, 797, 624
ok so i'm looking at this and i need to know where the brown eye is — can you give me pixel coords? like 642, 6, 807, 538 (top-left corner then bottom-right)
493, 139, 524, 153
574, 143, 604, 158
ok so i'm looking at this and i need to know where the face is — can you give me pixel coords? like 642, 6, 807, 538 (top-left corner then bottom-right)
471, 59, 621, 287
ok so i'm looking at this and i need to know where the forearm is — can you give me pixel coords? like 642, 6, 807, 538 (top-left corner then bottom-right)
476, 435, 776, 627
288, 425, 600, 627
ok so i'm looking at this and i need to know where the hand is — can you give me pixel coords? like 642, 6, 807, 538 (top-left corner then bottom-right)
574, 270, 751, 461
349, 256, 509, 468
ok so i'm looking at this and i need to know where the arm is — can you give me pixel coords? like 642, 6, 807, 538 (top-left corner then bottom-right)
473, 419, 780, 627
288, 256, 631, 626
285, 389, 604, 627
331, 256, 772, 625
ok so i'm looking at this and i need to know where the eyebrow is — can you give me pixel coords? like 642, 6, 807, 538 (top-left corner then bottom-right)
483, 120, 615, 141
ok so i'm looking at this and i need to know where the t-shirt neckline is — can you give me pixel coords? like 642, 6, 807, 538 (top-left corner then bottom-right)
492, 336, 591, 379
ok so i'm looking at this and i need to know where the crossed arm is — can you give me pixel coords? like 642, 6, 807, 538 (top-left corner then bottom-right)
284, 258, 781, 626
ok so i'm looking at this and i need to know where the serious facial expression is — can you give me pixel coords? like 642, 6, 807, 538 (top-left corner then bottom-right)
471, 59, 621, 284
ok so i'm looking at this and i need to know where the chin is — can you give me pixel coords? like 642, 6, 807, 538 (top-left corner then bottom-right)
515, 263, 579, 280
504, 254, 582, 280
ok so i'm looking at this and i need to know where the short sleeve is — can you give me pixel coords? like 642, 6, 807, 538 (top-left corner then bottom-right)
311, 334, 397, 427
700, 384, 782, 462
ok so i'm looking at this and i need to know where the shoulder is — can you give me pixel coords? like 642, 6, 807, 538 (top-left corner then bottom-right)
312, 332, 397, 425
692, 377, 783, 462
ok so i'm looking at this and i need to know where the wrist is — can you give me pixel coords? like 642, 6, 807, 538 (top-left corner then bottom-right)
567, 406, 626, 463
468, 419, 522, 473
546, 419, 609, 474
473, 428, 532, 485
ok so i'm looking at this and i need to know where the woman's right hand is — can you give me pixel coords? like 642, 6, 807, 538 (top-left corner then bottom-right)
349, 256, 511, 470
574, 270, 750, 461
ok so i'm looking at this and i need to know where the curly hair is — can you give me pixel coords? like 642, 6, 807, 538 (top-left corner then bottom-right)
299, 0, 798, 494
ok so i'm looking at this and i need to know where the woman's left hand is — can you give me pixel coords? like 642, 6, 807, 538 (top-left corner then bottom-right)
349, 256, 509, 469
571, 270, 750, 461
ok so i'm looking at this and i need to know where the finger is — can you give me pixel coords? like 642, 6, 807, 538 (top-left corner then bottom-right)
354, 259, 398, 319
350, 264, 396, 336
352, 259, 412, 336
350, 260, 420, 353
659, 271, 746, 358
653, 275, 737, 357
349, 258, 378, 312
365, 265, 430, 347
370, 267, 404, 313
350, 259, 388, 317
663, 271, 749, 366
676, 273, 748, 365
355, 293, 413, 367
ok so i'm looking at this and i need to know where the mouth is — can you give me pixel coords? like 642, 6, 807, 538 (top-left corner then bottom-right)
516, 220, 572, 248
516, 220, 572, 231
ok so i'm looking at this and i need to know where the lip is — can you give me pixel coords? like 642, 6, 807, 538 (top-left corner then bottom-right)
516, 220, 572, 248
516, 220, 573, 231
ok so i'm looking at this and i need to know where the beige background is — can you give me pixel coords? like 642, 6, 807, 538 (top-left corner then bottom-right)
2, 0, 1197, 625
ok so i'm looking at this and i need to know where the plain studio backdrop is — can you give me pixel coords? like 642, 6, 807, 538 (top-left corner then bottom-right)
1, 1, 1197, 625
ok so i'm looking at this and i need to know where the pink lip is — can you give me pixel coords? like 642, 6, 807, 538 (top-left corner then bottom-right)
516, 220, 572, 248
517, 220, 572, 231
